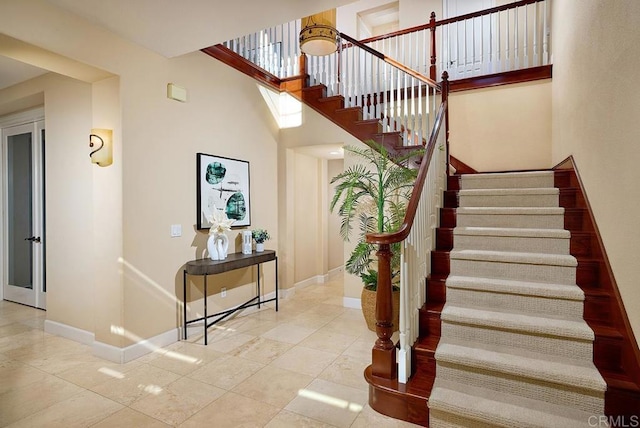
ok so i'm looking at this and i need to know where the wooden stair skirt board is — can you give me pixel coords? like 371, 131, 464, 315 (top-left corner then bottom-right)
366, 167, 640, 426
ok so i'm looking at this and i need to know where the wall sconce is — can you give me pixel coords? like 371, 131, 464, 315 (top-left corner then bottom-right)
89, 128, 113, 167
299, 9, 338, 56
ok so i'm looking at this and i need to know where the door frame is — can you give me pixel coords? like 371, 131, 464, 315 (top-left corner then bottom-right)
0, 107, 45, 307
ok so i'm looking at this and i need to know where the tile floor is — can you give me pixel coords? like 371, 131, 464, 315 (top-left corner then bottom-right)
0, 277, 420, 427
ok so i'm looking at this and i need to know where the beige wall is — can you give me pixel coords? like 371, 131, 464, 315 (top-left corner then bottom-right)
449, 80, 552, 172
1, 1, 281, 347
0, 73, 96, 335
551, 0, 640, 339
328, 159, 345, 271
293, 153, 322, 283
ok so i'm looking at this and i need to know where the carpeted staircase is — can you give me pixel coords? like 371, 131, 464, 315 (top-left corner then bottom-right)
429, 171, 607, 427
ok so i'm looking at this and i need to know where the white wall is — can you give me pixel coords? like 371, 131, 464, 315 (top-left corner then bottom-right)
551, 0, 640, 339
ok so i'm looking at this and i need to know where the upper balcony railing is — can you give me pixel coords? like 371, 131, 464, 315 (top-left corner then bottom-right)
362, 0, 550, 80
222, 0, 550, 84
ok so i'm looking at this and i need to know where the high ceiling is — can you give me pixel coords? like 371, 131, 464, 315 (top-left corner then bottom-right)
0, 0, 356, 90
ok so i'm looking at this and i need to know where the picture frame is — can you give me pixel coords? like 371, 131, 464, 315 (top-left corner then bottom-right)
197, 153, 251, 229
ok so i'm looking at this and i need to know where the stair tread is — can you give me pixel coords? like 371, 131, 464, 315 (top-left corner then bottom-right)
446, 275, 584, 300
441, 304, 594, 340
457, 206, 564, 215
318, 95, 343, 102
462, 170, 554, 180
436, 341, 607, 391
451, 249, 577, 267
459, 187, 559, 196
430, 380, 601, 427
454, 226, 570, 238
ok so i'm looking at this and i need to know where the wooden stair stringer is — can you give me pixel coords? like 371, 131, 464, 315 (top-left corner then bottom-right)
554, 165, 640, 418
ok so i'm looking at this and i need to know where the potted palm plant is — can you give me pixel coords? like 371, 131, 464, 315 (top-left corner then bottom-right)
330, 142, 422, 331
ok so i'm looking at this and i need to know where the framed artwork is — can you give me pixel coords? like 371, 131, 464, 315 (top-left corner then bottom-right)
197, 153, 251, 229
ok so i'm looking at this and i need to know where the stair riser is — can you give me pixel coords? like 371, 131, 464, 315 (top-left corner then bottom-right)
457, 213, 565, 229
461, 175, 555, 190
460, 194, 559, 208
450, 259, 577, 285
440, 321, 594, 362
454, 234, 570, 255
445, 287, 584, 319
436, 362, 605, 415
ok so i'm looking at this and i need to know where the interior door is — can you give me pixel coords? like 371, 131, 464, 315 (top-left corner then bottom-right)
2, 121, 45, 309
443, 0, 495, 78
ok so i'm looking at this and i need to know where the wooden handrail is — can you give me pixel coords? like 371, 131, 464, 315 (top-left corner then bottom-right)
366, 100, 447, 246
339, 32, 441, 90
366, 69, 448, 379
359, 0, 545, 44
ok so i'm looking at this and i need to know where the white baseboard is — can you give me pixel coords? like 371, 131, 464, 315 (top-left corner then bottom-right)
294, 275, 325, 289
93, 328, 180, 364
44, 320, 94, 345
343, 297, 361, 309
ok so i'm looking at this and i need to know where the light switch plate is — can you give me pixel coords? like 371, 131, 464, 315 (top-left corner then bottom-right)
170, 224, 182, 237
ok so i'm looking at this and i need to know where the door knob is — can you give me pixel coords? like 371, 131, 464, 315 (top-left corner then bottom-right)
25, 236, 41, 243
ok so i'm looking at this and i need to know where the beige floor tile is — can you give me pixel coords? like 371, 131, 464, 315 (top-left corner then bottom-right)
260, 323, 317, 344
180, 391, 280, 428
0, 359, 52, 394
200, 330, 255, 353
0, 329, 48, 354
91, 407, 171, 427
341, 337, 376, 363
89, 363, 181, 406
299, 329, 358, 354
230, 336, 292, 364
146, 342, 223, 376
130, 377, 225, 426
351, 404, 423, 427
17, 344, 101, 375
0, 322, 33, 339
56, 359, 145, 389
232, 365, 313, 408
188, 354, 264, 389
0, 374, 84, 426
285, 378, 368, 428
271, 346, 338, 377
6, 390, 122, 428
318, 354, 369, 391
288, 313, 335, 330
264, 410, 338, 428
321, 315, 371, 337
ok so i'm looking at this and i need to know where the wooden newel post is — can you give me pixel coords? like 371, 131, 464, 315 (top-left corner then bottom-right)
442, 71, 450, 176
299, 53, 308, 85
429, 12, 437, 81
372, 243, 396, 379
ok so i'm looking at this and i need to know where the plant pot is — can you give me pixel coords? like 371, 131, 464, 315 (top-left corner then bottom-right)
255, 242, 264, 252
360, 287, 400, 332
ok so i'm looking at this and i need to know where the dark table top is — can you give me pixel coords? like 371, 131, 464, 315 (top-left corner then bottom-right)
185, 250, 276, 275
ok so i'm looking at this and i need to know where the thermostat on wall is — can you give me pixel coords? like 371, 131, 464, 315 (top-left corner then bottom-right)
167, 83, 187, 102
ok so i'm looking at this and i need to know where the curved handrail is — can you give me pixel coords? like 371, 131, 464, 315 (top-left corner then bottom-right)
339, 32, 441, 90
359, 0, 544, 44
366, 100, 447, 246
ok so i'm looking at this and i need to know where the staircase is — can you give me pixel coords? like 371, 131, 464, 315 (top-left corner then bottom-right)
203, 17, 640, 426
430, 171, 606, 427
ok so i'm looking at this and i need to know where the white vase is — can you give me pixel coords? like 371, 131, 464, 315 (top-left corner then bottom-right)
207, 232, 229, 260
255, 242, 264, 252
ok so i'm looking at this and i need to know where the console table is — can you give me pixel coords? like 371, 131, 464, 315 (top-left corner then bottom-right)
183, 250, 278, 344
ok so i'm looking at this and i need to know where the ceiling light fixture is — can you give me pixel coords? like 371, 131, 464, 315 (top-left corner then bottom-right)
299, 10, 338, 56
